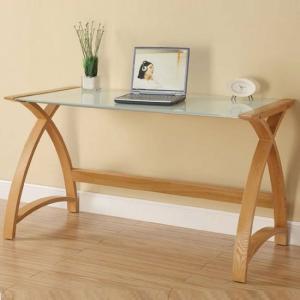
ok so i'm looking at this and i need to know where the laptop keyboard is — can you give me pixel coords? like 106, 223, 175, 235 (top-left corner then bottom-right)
119, 93, 181, 101
115, 93, 186, 106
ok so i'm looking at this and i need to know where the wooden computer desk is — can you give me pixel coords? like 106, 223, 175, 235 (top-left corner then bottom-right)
2, 87, 295, 283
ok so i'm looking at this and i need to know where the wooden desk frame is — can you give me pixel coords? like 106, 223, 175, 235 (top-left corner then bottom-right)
3, 87, 295, 283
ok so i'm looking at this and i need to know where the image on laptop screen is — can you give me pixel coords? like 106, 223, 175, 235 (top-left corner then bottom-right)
132, 47, 189, 93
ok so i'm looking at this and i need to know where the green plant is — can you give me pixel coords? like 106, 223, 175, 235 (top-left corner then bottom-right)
74, 21, 104, 77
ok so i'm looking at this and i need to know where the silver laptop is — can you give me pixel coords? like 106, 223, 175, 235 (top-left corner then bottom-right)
115, 47, 190, 105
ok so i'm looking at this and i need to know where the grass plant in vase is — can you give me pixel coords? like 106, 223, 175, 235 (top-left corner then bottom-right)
74, 21, 104, 90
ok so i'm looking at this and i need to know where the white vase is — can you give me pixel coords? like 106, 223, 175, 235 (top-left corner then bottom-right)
82, 75, 100, 90
81, 90, 101, 105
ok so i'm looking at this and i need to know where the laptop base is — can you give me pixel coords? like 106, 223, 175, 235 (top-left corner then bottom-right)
115, 94, 186, 106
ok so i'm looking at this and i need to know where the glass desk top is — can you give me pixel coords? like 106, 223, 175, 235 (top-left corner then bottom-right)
15, 88, 278, 119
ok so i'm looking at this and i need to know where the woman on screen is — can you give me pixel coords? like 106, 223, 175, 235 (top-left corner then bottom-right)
136, 61, 161, 89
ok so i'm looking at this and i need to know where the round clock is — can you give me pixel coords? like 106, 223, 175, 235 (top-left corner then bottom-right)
229, 78, 257, 102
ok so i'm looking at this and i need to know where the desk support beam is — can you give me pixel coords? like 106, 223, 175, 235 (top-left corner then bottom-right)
71, 168, 273, 208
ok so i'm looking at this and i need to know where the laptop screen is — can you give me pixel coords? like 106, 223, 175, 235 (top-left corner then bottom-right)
132, 47, 190, 93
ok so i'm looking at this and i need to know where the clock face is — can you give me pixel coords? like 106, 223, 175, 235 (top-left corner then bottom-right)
230, 78, 257, 97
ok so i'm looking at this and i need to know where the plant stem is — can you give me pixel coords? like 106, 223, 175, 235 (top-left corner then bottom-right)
75, 21, 104, 77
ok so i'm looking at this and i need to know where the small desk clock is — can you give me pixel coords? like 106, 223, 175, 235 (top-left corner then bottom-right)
229, 78, 257, 102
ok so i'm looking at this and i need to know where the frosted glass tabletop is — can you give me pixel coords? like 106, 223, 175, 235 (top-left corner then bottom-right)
15, 88, 277, 119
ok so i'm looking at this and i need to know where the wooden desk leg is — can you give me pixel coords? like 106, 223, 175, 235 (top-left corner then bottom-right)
3, 103, 78, 240
232, 112, 288, 282
267, 113, 288, 246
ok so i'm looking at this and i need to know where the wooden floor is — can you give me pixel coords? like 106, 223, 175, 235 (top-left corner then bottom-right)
0, 200, 300, 299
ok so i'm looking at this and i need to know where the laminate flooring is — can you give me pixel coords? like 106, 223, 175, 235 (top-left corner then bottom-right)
0, 200, 299, 300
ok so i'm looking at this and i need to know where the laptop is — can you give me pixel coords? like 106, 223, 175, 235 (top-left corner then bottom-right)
115, 47, 190, 105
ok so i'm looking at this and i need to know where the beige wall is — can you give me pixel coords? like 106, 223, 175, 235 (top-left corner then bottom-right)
0, 0, 299, 220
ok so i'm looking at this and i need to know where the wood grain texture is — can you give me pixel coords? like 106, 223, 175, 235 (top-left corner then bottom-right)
17, 196, 74, 222
0, 200, 300, 300
71, 168, 273, 208
27, 103, 79, 212
232, 138, 273, 282
4, 86, 79, 101
233, 103, 293, 283
267, 113, 289, 246
239, 99, 295, 120
3, 104, 58, 240
248, 226, 287, 260
3, 102, 78, 240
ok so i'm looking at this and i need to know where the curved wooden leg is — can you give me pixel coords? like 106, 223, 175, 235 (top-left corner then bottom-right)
232, 137, 272, 282
3, 105, 56, 239
268, 144, 288, 245
46, 122, 78, 212
36, 105, 78, 212
17, 196, 75, 222
233, 111, 288, 283
3, 103, 78, 240
22, 103, 79, 212
267, 113, 288, 246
